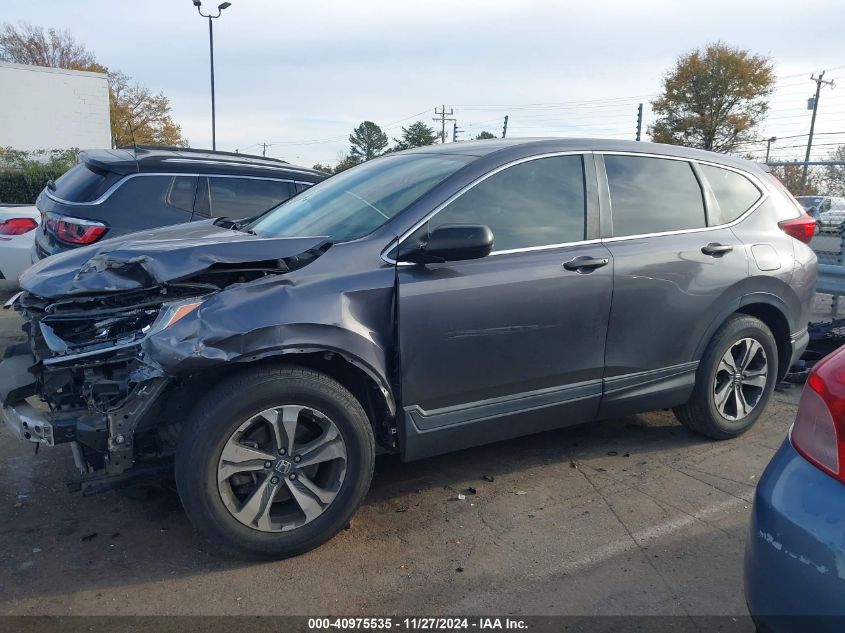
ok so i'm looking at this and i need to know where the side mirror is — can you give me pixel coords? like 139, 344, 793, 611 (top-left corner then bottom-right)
398, 224, 494, 264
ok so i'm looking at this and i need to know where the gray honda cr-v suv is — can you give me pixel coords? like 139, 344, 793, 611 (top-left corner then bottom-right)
0, 139, 817, 558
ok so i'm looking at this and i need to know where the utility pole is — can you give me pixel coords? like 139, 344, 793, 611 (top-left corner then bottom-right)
802, 71, 835, 191
502, 115, 509, 138
635, 103, 643, 141
260, 142, 269, 157
452, 121, 464, 142
765, 136, 777, 164
433, 105, 456, 144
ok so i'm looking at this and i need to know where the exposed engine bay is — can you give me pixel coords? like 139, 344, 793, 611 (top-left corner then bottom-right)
3, 227, 343, 494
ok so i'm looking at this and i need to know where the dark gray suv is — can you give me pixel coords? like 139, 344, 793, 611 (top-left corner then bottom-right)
34, 146, 324, 260
0, 139, 817, 559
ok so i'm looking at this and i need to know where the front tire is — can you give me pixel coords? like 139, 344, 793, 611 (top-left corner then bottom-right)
674, 315, 778, 440
175, 365, 375, 559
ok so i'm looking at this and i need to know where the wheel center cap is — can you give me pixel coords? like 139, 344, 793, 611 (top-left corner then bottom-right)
274, 458, 293, 475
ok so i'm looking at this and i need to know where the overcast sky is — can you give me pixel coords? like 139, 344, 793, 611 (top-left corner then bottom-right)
5, 0, 845, 166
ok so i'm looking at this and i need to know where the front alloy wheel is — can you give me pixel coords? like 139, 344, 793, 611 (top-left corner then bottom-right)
217, 406, 347, 532
176, 366, 375, 559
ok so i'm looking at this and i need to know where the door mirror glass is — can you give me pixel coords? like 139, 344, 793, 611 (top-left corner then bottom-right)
398, 224, 493, 264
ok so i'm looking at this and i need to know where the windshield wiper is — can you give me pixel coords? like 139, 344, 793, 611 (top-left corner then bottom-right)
214, 216, 258, 234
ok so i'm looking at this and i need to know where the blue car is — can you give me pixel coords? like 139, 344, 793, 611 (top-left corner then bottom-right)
745, 346, 845, 631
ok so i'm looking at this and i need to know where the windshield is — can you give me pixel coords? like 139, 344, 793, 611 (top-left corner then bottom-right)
249, 153, 475, 241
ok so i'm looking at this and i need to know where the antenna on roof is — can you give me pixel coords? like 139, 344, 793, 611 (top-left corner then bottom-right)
124, 120, 138, 153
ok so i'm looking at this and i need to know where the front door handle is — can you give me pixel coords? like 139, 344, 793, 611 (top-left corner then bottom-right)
701, 243, 733, 257
563, 256, 609, 273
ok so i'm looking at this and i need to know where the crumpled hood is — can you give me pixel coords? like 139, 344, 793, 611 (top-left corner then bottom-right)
20, 220, 329, 298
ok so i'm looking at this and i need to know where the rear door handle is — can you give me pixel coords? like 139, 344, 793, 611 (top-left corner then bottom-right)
701, 243, 733, 257
563, 256, 609, 273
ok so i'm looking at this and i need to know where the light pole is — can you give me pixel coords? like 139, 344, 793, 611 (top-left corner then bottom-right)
192, 0, 231, 151
765, 136, 777, 164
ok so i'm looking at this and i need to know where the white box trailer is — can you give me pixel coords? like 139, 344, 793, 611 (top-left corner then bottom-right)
0, 61, 110, 151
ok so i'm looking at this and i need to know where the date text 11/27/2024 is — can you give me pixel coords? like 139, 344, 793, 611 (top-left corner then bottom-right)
307, 618, 529, 630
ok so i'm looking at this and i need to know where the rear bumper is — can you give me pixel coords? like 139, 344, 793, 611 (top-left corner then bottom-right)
745, 438, 845, 631
0, 232, 37, 281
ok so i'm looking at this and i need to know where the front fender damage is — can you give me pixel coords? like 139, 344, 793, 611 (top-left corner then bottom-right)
143, 273, 396, 413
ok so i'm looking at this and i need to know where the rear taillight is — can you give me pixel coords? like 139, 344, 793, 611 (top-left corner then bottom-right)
778, 216, 816, 244
44, 211, 107, 245
791, 350, 845, 483
769, 173, 817, 244
0, 218, 38, 235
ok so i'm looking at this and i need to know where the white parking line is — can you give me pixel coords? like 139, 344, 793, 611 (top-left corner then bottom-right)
528, 497, 748, 578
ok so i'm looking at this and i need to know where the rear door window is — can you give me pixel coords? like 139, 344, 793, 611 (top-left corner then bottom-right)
604, 155, 706, 237
698, 164, 762, 225
207, 178, 294, 218
50, 163, 123, 202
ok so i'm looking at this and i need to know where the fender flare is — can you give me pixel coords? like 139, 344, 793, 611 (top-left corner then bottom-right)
693, 291, 793, 361
230, 343, 397, 417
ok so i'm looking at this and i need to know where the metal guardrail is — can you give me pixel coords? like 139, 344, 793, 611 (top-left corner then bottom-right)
810, 219, 845, 316
816, 264, 845, 295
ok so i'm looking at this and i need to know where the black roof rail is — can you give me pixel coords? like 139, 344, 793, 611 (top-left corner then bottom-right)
116, 145, 290, 165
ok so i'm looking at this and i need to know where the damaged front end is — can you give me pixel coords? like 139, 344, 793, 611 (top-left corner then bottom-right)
0, 225, 333, 494
5, 287, 208, 493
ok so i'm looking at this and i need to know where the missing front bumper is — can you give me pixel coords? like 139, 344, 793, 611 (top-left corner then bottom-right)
1, 400, 53, 444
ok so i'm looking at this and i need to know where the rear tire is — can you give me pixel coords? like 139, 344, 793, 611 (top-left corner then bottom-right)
175, 365, 375, 559
674, 315, 778, 440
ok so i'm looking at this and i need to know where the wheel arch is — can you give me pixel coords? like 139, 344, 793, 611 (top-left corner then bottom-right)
694, 293, 793, 381
174, 346, 397, 453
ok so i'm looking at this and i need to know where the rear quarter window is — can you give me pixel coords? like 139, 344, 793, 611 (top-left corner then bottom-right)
50, 163, 123, 203
699, 164, 762, 225
104, 176, 195, 220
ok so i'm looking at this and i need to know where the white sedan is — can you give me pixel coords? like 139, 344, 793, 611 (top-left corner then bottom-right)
0, 205, 40, 283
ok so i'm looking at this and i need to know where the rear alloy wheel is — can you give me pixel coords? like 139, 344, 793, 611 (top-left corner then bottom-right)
712, 337, 769, 422
674, 315, 778, 439
176, 366, 374, 559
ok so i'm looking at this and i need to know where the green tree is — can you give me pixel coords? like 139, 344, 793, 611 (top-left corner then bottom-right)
349, 121, 388, 162
0, 22, 186, 148
333, 153, 359, 173
312, 163, 333, 174
0, 147, 79, 204
476, 131, 496, 140
393, 121, 437, 150
649, 42, 774, 153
